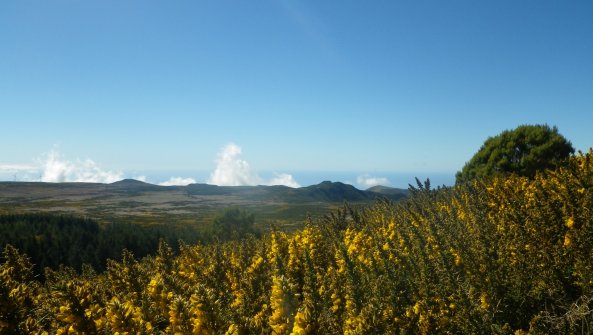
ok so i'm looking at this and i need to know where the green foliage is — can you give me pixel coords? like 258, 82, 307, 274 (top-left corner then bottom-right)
456, 124, 574, 183
0, 245, 38, 334
0, 210, 263, 277
0, 214, 203, 276
211, 208, 259, 241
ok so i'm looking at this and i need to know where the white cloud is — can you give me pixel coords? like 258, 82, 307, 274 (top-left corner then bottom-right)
207, 143, 300, 188
134, 175, 148, 182
357, 174, 390, 188
0, 164, 40, 181
40, 150, 123, 183
0, 150, 123, 183
268, 173, 300, 188
207, 143, 261, 186
0, 164, 38, 173
158, 177, 196, 186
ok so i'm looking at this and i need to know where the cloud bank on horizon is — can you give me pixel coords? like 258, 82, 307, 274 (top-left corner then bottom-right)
0, 145, 391, 189
207, 143, 300, 188
158, 177, 197, 186
39, 150, 123, 183
0, 144, 302, 187
0, 149, 193, 185
357, 174, 391, 188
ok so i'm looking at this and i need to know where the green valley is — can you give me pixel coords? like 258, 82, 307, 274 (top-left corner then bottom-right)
0, 180, 407, 231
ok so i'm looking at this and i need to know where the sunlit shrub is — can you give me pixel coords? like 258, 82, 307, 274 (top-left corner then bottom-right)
1, 150, 592, 334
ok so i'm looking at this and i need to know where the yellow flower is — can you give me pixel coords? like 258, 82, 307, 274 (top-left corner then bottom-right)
413, 302, 421, 314
564, 234, 572, 247
291, 307, 311, 335
225, 324, 239, 335
269, 275, 290, 334
480, 293, 490, 310
449, 248, 462, 266
566, 217, 575, 229
331, 292, 341, 313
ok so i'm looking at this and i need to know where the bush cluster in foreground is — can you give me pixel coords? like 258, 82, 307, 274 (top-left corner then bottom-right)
1, 151, 592, 334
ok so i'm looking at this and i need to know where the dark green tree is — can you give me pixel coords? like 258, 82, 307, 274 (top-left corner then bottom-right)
211, 208, 257, 241
456, 124, 574, 183
0, 213, 204, 276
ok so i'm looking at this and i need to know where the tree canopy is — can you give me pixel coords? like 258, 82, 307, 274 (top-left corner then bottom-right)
456, 124, 574, 183
211, 208, 258, 241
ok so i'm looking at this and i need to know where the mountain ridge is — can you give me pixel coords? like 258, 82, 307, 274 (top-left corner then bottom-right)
0, 179, 409, 202
120, 179, 410, 202
0, 180, 408, 229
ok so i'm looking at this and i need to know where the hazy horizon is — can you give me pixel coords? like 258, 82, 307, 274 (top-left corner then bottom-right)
0, 166, 455, 190
0, 142, 456, 188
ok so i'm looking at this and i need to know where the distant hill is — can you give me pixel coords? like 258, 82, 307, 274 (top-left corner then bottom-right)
108, 178, 167, 194
298, 181, 374, 202
0, 179, 408, 202
110, 178, 154, 188
366, 185, 409, 198
0, 180, 408, 230
184, 181, 407, 202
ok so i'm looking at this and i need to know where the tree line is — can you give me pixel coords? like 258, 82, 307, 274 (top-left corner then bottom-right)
0, 208, 259, 277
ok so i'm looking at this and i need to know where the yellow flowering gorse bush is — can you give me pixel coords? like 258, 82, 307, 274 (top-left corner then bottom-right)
1, 150, 593, 334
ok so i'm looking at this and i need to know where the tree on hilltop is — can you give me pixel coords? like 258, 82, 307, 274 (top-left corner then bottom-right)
456, 124, 574, 183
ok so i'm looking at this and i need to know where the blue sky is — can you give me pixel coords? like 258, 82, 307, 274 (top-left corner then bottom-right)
1, 1, 592, 187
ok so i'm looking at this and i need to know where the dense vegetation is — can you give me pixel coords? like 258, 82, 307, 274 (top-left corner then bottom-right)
0, 214, 199, 276
0, 209, 259, 276
1, 150, 592, 334
456, 124, 574, 183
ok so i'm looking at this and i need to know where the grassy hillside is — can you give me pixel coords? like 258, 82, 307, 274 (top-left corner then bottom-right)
1, 151, 592, 333
0, 181, 407, 231
366, 185, 409, 198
